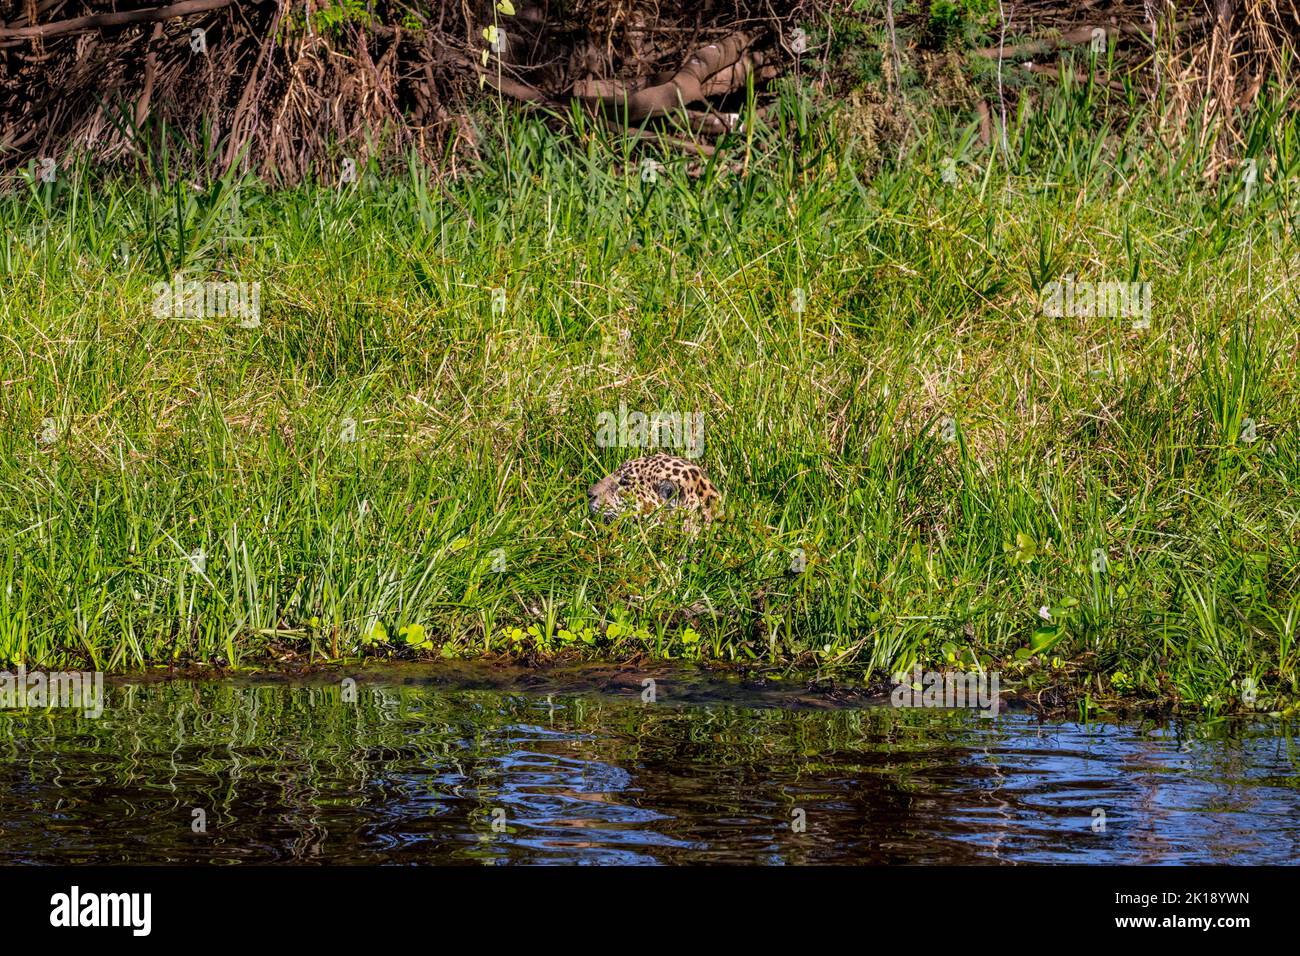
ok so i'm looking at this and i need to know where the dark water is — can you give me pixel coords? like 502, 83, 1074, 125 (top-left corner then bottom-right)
1, 664, 1297, 864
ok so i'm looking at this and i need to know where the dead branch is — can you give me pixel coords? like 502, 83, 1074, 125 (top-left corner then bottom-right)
482, 31, 762, 138
0, 0, 234, 39
974, 16, 1208, 60
581, 32, 753, 121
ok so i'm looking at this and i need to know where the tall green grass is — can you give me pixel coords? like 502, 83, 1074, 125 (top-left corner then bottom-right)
1, 74, 1297, 714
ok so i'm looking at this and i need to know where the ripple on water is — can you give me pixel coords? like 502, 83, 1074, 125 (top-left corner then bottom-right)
0, 673, 1296, 864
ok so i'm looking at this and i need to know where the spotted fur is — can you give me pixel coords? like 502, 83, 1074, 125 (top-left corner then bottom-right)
587, 453, 721, 524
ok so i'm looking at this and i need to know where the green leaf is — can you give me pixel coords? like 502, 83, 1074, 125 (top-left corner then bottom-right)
1029, 625, 1063, 652
399, 623, 432, 650
363, 620, 388, 646
1005, 531, 1038, 565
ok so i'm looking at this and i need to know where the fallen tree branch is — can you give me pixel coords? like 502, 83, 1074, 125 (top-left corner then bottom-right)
977, 23, 1125, 60
580, 32, 753, 121
699, 50, 776, 97
484, 71, 551, 104
483, 32, 764, 141
0, 0, 234, 39
974, 17, 1208, 60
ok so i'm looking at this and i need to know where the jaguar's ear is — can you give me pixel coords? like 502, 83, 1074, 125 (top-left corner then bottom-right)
655, 480, 678, 500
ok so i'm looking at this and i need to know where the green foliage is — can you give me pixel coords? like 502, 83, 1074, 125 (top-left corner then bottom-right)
0, 75, 1297, 714
282, 0, 375, 38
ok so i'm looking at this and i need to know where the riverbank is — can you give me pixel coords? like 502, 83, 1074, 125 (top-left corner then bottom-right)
2, 65, 1297, 717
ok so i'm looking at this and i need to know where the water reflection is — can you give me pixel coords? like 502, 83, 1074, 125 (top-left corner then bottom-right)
0, 669, 1296, 864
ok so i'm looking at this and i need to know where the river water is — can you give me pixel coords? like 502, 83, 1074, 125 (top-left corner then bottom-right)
1, 663, 1296, 864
